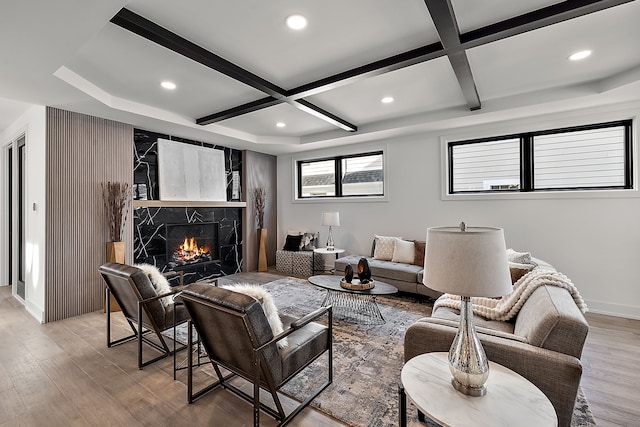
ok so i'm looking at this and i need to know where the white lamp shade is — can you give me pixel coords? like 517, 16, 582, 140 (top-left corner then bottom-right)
423, 226, 512, 297
321, 212, 340, 227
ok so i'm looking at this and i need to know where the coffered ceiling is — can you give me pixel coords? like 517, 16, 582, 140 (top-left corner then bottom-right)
1, 0, 639, 154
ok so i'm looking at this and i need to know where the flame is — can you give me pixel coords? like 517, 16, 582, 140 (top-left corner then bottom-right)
176, 236, 209, 260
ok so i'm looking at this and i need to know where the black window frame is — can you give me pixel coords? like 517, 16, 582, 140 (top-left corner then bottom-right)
297, 150, 384, 199
448, 120, 633, 194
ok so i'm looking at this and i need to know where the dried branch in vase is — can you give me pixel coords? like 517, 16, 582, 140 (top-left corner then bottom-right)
252, 187, 267, 229
101, 181, 132, 242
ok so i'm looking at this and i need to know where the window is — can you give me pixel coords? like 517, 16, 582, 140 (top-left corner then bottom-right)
449, 120, 632, 194
298, 151, 384, 199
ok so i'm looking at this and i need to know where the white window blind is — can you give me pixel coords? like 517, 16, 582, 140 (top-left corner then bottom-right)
533, 126, 626, 189
451, 139, 520, 192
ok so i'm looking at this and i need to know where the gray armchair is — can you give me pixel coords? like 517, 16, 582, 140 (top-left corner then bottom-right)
98, 262, 189, 369
178, 283, 332, 426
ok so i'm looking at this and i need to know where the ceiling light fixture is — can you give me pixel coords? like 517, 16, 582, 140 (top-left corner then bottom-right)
161, 81, 176, 90
568, 50, 592, 61
286, 14, 307, 30
276, 122, 286, 128
381, 96, 394, 104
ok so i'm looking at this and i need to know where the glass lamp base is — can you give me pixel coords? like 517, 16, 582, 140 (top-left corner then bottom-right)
326, 226, 335, 251
448, 296, 489, 397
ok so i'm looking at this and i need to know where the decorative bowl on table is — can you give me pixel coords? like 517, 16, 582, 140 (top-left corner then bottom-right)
340, 278, 375, 290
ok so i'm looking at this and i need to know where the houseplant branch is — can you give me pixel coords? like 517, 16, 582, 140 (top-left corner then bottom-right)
101, 181, 132, 241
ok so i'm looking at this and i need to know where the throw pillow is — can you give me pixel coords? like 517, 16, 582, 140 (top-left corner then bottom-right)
509, 262, 535, 284
506, 248, 535, 265
283, 234, 303, 251
373, 235, 401, 261
135, 263, 174, 307
300, 232, 317, 251
413, 240, 426, 266
221, 284, 288, 348
392, 239, 415, 264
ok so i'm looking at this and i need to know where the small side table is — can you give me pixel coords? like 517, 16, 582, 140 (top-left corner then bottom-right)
399, 352, 557, 427
312, 248, 345, 274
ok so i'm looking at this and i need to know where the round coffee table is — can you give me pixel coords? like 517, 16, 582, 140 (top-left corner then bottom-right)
307, 275, 397, 324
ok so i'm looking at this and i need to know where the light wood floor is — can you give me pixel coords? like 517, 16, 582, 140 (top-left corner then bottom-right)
1, 273, 639, 426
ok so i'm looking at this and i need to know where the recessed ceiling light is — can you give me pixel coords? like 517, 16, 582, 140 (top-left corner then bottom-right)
161, 81, 176, 90
381, 96, 394, 104
568, 50, 592, 61
286, 15, 307, 30
276, 122, 286, 128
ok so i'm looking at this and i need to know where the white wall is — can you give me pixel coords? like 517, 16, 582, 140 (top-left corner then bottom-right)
1, 105, 47, 322
278, 102, 640, 319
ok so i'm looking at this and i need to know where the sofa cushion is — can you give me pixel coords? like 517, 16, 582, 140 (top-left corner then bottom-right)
392, 239, 415, 264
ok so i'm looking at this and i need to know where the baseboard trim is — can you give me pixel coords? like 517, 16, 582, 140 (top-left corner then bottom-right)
25, 299, 45, 324
584, 299, 640, 320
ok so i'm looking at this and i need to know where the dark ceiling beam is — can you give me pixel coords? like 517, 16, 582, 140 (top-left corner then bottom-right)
196, 97, 279, 126
111, 8, 357, 132
423, 0, 481, 110
111, 8, 285, 98
113, 1, 633, 132
460, 0, 635, 48
287, 42, 444, 100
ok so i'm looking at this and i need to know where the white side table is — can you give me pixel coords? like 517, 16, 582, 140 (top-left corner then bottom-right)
399, 352, 557, 427
312, 248, 345, 274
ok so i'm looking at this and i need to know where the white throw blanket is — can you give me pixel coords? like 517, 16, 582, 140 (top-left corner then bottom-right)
433, 268, 588, 321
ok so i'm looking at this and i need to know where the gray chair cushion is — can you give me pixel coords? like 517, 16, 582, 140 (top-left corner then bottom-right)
280, 314, 329, 381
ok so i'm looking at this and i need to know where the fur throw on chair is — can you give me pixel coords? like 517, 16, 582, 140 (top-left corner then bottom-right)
135, 263, 174, 307
221, 283, 288, 348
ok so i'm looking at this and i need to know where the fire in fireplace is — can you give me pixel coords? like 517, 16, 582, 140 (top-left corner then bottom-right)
166, 222, 218, 269
172, 236, 212, 265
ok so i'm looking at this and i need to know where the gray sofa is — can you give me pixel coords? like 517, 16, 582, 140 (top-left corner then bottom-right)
334, 239, 441, 299
404, 257, 589, 427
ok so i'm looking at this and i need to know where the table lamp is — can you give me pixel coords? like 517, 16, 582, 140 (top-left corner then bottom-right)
423, 222, 512, 397
321, 212, 340, 251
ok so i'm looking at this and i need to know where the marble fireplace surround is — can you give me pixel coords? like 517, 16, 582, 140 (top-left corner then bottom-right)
133, 129, 245, 284
133, 204, 244, 284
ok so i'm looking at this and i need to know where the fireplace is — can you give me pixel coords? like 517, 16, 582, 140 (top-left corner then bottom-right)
165, 222, 219, 269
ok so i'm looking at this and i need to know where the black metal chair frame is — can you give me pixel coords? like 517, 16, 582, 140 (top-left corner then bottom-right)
103, 274, 188, 370
181, 293, 333, 427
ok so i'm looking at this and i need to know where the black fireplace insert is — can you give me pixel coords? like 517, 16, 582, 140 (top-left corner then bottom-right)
165, 222, 219, 269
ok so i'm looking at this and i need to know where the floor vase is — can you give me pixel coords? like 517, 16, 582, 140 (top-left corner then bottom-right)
258, 228, 268, 272
105, 241, 125, 311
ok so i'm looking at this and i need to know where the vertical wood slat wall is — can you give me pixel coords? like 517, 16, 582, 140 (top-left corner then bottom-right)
46, 107, 133, 322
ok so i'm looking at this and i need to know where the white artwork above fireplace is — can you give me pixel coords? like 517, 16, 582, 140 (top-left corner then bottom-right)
157, 138, 227, 202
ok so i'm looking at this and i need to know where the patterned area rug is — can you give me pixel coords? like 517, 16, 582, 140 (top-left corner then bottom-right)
173, 277, 595, 426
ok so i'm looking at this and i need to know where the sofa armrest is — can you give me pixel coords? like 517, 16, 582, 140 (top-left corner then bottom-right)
405, 319, 582, 427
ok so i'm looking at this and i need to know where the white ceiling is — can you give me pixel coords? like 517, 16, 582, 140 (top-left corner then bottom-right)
1, 0, 639, 155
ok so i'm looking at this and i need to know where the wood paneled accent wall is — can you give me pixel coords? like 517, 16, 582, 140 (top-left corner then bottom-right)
45, 107, 133, 322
